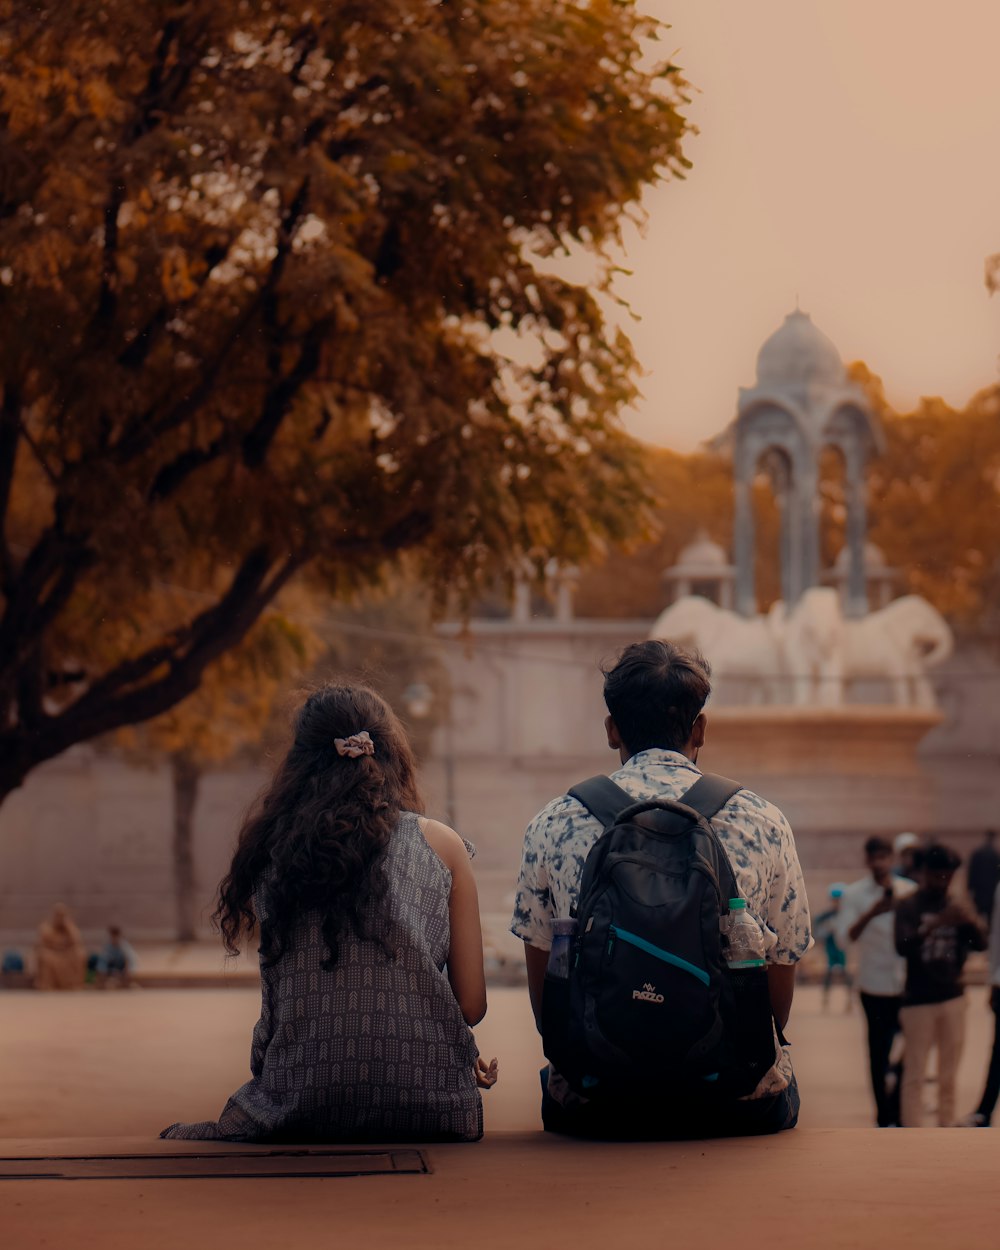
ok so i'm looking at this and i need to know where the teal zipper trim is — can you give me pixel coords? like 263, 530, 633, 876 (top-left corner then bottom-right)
612, 926, 710, 987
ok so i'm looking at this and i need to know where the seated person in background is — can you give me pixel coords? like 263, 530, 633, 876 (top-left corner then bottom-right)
35, 903, 86, 990
2, 950, 25, 974
895, 844, 987, 1127
96, 926, 137, 987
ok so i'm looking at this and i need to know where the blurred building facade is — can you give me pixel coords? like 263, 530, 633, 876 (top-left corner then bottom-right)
1, 312, 998, 938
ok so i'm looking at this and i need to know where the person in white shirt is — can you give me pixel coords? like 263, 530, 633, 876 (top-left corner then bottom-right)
836, 836, 917, 1127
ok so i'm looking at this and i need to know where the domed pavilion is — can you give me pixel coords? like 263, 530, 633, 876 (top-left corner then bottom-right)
714, 310, 883, 618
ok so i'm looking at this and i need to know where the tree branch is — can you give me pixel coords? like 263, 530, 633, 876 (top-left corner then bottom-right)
96, 178, 126, 327
63, 546, 275, 716
0, 550, 304, 790
0, 381, 21, 591
0, 525, 76, 657
243, 318, 329, 468
112, 181, 312, 466
126, 18, 202, 144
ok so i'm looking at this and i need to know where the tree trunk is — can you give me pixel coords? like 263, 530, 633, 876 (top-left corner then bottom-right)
171, 751, 201, 943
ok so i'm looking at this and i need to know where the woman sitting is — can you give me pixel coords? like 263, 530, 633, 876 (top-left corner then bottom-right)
162, 683, 496, 1143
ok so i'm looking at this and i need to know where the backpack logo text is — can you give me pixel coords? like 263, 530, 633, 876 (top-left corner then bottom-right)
632, 982, 665, 1004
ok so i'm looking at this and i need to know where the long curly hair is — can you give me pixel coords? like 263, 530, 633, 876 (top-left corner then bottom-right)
214, 683, 422, 969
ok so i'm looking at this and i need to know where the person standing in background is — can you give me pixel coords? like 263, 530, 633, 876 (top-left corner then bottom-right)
893, 832, 922, 882
836, 837, 916, 1127
967, 830, 1000, 925
813, 885, 852, 1012
895, 844, 987, 1127
958, 880, 1000, 1127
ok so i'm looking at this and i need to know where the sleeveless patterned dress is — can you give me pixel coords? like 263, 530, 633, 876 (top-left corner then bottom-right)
161, 813, 482, 1142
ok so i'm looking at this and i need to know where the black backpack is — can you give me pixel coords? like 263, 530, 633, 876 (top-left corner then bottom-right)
541, 772, 777, 1102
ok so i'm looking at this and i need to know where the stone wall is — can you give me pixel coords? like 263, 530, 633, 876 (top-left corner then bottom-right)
1, 620, 997, 939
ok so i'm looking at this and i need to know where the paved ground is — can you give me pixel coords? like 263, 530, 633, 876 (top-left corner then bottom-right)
1, 984, 998, 1247
2, 983, 996, 1135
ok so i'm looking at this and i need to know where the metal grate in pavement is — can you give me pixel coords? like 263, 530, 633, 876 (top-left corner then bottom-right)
0, 1148, 429, 1181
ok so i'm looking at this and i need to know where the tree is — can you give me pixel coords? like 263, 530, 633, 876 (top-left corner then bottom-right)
115, 597, 315, 940
0, 1, 693, 800
858, 375, 1000, 630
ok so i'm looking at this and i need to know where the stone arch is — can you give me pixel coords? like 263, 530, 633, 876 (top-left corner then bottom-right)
818, 402, 884, 617
727, 311, 881, 618
732, 398, 818, 616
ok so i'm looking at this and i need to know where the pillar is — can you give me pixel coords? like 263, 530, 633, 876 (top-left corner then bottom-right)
733, 475, 756, 617
844, 452, 868, 618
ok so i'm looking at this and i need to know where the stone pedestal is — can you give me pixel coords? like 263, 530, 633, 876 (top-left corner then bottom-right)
701, 706, 944, 872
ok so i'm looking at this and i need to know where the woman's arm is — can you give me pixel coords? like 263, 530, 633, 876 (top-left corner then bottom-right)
419, 818, 488, 1026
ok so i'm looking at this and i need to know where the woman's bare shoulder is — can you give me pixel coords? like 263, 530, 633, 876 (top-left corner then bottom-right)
416, 816, 468, 870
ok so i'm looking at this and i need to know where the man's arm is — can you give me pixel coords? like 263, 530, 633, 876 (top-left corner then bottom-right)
524, 942, 549, 1034
768, 963, 796, 1031
847, 892, 894, 944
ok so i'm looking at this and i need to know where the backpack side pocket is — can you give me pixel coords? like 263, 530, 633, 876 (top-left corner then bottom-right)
719, 964, 778, 1097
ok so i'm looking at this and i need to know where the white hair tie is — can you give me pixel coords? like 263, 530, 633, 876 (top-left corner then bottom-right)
334, 730, 375, 758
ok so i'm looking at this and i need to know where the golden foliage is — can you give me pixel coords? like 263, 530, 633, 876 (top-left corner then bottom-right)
0, 1, 694, 793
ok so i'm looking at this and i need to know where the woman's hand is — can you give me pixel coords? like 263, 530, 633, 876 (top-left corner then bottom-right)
475, 1056, 499, 1089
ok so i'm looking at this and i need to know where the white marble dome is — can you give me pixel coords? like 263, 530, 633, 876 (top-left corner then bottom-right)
756, 311, 845, 387
673, 531, 730, 573
833, 541, 888, 572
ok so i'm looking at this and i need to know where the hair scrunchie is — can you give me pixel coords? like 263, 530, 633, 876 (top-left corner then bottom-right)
334, 730, 375, 758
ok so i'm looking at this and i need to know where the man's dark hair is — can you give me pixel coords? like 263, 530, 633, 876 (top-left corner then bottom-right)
922, 843, 961, 873
602, 640, 711, 755
864, 836, 892, 858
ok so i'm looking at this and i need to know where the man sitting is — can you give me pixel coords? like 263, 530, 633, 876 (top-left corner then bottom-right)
510, 640, 812, 1138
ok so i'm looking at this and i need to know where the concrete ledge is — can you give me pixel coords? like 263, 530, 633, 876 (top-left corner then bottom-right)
3, 1130, 999, 1249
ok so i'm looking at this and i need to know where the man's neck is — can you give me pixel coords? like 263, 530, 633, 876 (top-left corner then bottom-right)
622, 745, 697, 766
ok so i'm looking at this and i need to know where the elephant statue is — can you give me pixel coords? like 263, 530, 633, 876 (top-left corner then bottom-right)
842, 594, 953, 707
649, 595, 785, 705
777, 588, 952, 707
778, 587, 847, 707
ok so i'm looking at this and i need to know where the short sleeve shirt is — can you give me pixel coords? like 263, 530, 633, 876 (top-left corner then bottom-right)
510, 748, 813, 1100
511, 749, 812, 963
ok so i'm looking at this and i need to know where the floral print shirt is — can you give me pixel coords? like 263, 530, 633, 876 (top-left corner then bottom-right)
510, 748, 813, 1099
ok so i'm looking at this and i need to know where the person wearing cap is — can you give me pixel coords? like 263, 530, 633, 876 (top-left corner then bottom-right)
812, 885, 852, 1011
836, 837, 917, 1127
893, 832, 922, 881
894, 843, 988, 1127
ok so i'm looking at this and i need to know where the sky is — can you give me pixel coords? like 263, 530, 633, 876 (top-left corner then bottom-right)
611, 0, 1000, 450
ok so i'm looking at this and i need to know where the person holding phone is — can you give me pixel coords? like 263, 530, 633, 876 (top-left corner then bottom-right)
836, 836, 917, 1127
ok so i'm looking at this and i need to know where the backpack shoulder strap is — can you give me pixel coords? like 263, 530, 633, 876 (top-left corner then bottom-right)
567, 775, 634, 830
679, 772, 743, 822
679, 771, 744, 905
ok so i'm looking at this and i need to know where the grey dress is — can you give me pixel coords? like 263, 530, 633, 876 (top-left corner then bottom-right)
161, 813, 482, 1142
